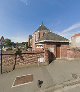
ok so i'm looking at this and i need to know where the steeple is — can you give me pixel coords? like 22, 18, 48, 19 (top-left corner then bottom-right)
35, 22, 50, 32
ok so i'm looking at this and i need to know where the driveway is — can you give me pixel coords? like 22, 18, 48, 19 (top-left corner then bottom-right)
0, 59, 80, 92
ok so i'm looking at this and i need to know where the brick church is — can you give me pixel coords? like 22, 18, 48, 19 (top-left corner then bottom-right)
28, 23, 69, 59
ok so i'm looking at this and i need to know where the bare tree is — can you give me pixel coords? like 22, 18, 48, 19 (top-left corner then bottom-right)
13, 48, 24, 70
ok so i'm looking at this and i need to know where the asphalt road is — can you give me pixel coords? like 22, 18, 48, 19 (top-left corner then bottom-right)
0, 59, 80, 92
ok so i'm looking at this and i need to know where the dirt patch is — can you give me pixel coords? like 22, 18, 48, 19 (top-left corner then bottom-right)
12, 74, 33, 87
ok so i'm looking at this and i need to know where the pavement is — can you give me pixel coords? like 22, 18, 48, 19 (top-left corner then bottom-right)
0, 59, 80, 92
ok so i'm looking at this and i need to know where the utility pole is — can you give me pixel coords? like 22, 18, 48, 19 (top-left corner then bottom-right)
1, 43, 2, 74
0, 36, 4, 74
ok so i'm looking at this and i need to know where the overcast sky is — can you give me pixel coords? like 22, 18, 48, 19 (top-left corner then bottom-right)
0, 0, 80, 42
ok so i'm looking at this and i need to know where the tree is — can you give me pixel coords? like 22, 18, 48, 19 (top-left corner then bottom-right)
21, 42, 28, 49
5, 39, 12, 47
13, 48, 24, 70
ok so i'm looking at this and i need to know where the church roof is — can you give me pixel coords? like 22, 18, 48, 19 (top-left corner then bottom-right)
34, 23, 69, 42
39, 32, 69, 42
35, 23, 50, 32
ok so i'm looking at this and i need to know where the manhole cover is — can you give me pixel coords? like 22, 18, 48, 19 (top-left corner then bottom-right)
12, 74, 33, 87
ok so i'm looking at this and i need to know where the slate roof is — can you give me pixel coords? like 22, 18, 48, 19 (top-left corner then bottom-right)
39, 32, 69, 42
35, 23, 69, 42
35, 23, 50, 32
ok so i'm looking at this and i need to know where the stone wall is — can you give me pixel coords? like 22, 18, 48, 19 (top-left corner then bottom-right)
2, 47, 80, 73
67, 48, 80, 59
2, 54, 15, 66
2, 50, 49, 72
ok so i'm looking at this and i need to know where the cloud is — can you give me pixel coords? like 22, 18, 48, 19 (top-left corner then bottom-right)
58, 23, 80, 39
20, 0, 28, 6
60, 23, 80, 35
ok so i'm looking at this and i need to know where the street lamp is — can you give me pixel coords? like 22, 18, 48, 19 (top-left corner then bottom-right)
0, 36, 4, 74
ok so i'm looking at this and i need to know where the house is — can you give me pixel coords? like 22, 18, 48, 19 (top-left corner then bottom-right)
71, 33, 80, 48
28, 23, 69, 58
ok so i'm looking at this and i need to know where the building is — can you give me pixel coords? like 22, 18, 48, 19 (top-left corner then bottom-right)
28, 35, 32, 47
71, 33, 80, 48
29, 23, 69, 58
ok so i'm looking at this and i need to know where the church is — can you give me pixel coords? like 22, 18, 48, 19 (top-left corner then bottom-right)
28, 23, 69, 59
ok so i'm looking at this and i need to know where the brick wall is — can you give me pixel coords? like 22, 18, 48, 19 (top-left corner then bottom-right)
44, 43, 56, 57
61, 45, 69, 58
44, 43, 70, 59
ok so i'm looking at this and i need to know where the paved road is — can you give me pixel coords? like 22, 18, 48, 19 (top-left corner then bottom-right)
0, 66, 54, 92
0, 59, 80, 92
